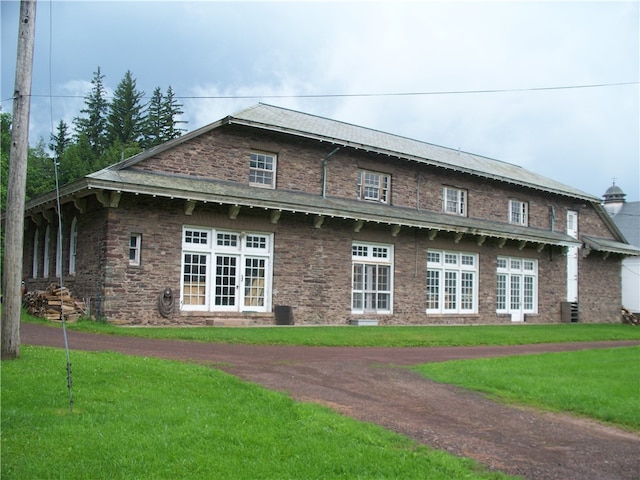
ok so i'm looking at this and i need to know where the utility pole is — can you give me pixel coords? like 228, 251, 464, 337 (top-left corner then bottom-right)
2, 0, 37, 360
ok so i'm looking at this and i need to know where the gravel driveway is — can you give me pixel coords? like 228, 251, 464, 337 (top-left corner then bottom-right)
22, 322, 640, 480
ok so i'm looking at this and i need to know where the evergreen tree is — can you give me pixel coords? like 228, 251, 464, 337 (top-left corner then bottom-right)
73, 67, 109, 157
26, 139, 55, 200
49, 120, 72, 161
1, 112, 12, 211
141, 86, 164, 149
162, 86, 186, 141
107, 70, 146, 147
141, 85, 187, 149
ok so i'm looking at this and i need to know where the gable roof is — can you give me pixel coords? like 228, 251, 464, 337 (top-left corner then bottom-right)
24, 103, 636, 253
228, 104, 599, 201
114, 103, 598, 202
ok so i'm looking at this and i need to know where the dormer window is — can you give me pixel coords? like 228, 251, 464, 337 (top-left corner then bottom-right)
357, 170, 390, 203
443, 187, 467, 216
249, 152, 276, 189
509, 199, 528, 226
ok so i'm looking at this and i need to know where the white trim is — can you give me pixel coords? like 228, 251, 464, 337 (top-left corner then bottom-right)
69, 217, 78, 275
351, 241, 394, 314
426, 250, 478, 314
181, 227, 273, 313
32, 229, 39, 278
249, 151, 277, 189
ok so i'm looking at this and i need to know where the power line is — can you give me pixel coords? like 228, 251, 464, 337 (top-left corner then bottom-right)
2, 81, 638, 104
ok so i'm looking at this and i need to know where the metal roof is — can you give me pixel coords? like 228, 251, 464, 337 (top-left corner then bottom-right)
582, 235, 640, 257
610, 202, 640, 248
75, 168, 580, 248
228, 104, 600, 202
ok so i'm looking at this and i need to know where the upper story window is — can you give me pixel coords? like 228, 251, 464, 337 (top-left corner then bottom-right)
249, 152, 276, 188
357, 170, 390, 203
509, 199, 528, 226
443, 187, 467, 216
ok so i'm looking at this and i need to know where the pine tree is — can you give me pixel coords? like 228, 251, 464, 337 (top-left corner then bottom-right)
141, 86, 164, 149
141, 85, 187, 149
107, 70, 146, 147
162, 86, 186, 141
49, 120, 72, 161
73, 67, 109, 157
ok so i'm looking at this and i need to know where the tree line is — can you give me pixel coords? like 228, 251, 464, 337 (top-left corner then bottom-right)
1, 67, 187, 211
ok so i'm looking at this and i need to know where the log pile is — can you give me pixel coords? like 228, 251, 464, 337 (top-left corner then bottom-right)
23, 284, 87, 322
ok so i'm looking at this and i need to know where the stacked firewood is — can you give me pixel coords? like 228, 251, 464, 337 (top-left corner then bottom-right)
23, 284, 87, 322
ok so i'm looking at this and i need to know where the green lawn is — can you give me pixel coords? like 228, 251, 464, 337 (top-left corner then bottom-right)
29, 313, 640, 347
413, 347, 640, 430
1, 346, 514, 480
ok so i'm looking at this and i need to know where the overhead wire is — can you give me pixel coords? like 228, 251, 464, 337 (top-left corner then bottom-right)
2, 81, 638, 104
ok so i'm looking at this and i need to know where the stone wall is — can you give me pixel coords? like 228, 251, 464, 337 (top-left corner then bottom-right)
22, 123, 624, 325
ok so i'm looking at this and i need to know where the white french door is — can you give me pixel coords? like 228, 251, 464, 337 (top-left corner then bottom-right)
497, 257, 538, 322
214, 254, 239, 311
182, 228, 272, 313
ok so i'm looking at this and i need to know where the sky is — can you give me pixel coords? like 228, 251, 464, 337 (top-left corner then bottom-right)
2, 0, 639, 201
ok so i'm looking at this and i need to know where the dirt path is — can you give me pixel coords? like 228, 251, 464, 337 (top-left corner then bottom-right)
21, 323, 640, 480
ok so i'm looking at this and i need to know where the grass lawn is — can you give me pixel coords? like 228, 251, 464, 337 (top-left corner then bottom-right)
26, 313, 640, 347
1, 346, 515, 480
413, 347, 640, 431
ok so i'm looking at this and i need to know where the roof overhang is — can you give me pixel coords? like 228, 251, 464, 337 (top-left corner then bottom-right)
24, 168, 582, 250
582, 235, 640, 258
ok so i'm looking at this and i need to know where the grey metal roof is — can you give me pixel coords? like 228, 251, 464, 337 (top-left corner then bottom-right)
582, 235, 640, 256
610, 202, 640, 248
228, 104, 600, 202
82, 168, 580, 248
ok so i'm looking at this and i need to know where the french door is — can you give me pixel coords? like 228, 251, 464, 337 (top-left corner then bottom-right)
496, 257, 538, 322
214, 254, 267, 311
182, 228, 272, 313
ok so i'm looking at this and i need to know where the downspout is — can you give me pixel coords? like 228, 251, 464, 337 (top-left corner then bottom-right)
322, 147, 341, 198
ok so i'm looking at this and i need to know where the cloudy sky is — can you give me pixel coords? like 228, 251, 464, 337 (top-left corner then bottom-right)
2, 1, 638, 200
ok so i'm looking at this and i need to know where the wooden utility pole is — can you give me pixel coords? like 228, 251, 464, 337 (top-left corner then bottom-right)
2, 0, 37, 360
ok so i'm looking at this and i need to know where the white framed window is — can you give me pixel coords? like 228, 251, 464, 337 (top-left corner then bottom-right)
426, 250, 478, 314
129, 234, 142, 266
181, 227, 273, 313
32, 229, 39, 278
43, 225, 50, 277
55, 225, 62, 278
69, 217, 78, 275
443, 187, 467, 216
496, 256, 538, 317
357, 170, 390, 203
509, 199, 528, 226
249, 152, 276, 188
351, 242, 393, 314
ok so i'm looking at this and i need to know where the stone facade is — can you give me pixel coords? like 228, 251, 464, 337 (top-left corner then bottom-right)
22, 109, 628, 326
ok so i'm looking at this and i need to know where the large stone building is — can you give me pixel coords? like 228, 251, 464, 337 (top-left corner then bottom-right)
22, 104, 639, 325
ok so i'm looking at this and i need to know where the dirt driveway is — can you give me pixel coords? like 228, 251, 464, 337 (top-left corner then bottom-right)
21, 322, 640, 480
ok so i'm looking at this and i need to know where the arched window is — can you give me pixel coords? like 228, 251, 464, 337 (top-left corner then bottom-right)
32, 228, 40, 278
55, 224, 62, 278
43, 225, 50, 277
69, 217, 78, 275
